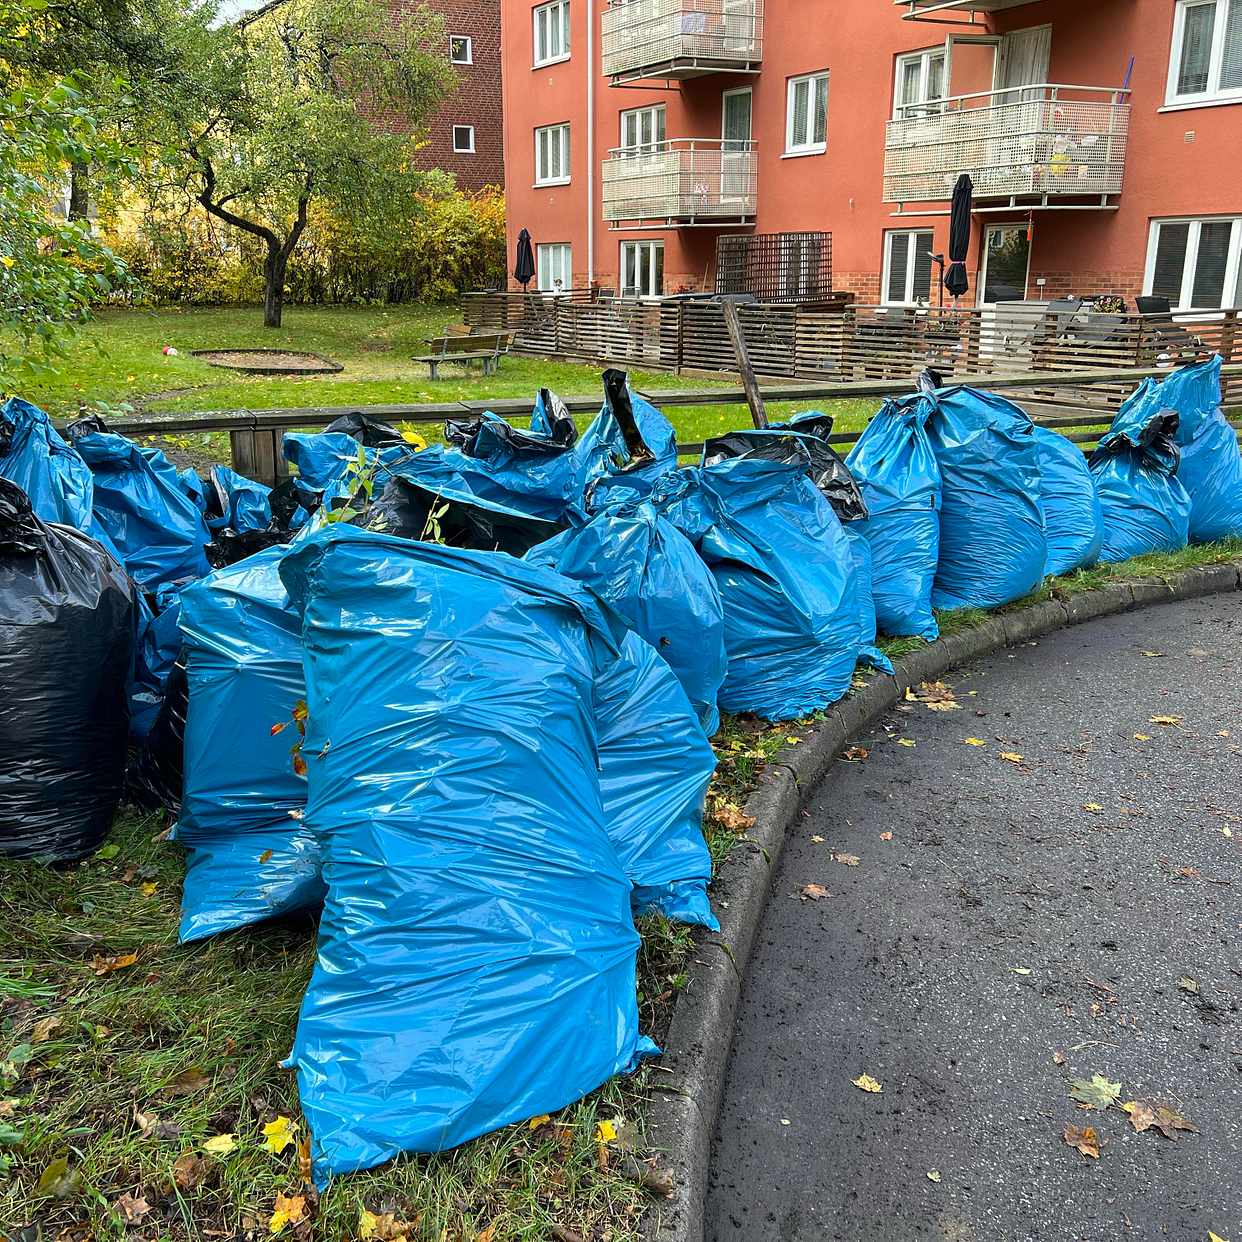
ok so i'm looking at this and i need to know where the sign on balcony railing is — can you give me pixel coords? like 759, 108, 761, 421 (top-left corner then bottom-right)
883, 83, 1131, 205
602, 138, 758, 223
601, 0, 763, 81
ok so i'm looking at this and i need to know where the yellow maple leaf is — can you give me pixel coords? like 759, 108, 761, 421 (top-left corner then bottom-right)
526, 1113, 551, 1130
1149, 715, 1183, 726
1082, 803, 1104, 814
140, 881, 158, 896
203, 1133, 236, 1156
999, 752, 1024, 764
1133, 733, 1151, 741
963, 738, 987, 746
269, 1192, 306, 1234
0, 256, 15, 269
852, 1073, 883, 1093
1207, 1232, 1230, 1242
595, 1118, 618, 1143
262, 1116, 298, 1155
359, 1209, 380, 1239
896, 738, 916, 748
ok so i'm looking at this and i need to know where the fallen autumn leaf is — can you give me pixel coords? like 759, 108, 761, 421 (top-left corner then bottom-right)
852, 1073, 883, 1093
1069, 1075, 1122, 1111
1063, 1123, 1100, 1158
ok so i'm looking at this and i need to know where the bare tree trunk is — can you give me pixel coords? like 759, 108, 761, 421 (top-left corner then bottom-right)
68, 161, 90, 222
263, 246, 287, 328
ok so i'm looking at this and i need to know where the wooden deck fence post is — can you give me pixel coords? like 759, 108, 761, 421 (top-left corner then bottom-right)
721, 298, 768, 429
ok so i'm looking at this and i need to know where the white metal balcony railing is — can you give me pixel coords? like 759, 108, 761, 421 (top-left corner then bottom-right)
883, 83, 1131, 207
894, 0, 1053, 19
601, 0, 763, 83
601, 139, 758, 225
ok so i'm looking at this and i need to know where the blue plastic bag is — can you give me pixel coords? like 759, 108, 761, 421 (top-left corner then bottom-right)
653, 455, 863, 722
130, 583, 186, 741
575, 370, 679, 511
526, 501, 727, 734
1090, 402, 1192, 564
70, 426, 211, 589
1131, 356, 1242, 543
595, 632, 718, 927
283, 431, 416, 506
204, 465, 273, 534
844, 398, 941, 640
1033, 426, 1103, 577
842, 526, 894, 675
0, 398, 112, 547
175, 545, 321, 943
278, 528, 652, 1183
921, 386, 1046, 610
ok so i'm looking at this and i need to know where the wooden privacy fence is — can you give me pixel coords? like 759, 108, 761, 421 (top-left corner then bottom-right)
462, 291, 1242, 409
103, 363, 1242, 488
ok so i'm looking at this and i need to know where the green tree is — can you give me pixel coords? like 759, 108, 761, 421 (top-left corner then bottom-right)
153, 0, 455, 327
0, 0, 133, 389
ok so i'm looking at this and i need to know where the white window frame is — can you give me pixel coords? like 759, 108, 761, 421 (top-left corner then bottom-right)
533, 0, 570, 67
1166, 0, 1242, 106
893, 48, 946, 117
449, 34, 473, 65
537, 243, 572, 294
620, 239, 664, 299
882, 229, 935, 306
784, 71, 829, 156
534, 123, 571, 186
619, 104, 666, 153
1143, 215, 1242, 310
452, 125, 476, 154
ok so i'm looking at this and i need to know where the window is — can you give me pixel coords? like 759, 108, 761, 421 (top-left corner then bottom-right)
883, 230, 935, 305
452, 125, 475, 154
535, 123, 570, 185
1145, 216, 1242, 309
1167, 0, 1242, 104
620, 105, 666, 153
537, 243, 572, 293
534, 0, 570, 66
785, 72, 829, 155
894, 49, 945, 116
620, 240, 664, 298
449, 35, 472, 65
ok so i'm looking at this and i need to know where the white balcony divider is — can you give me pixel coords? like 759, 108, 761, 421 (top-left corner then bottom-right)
601, 138, 757, 224
601, 0, 763, 81
883, 83, 1131, 205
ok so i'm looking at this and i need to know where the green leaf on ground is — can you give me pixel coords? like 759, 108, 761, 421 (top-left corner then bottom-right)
1069, 1075, 1122, 1111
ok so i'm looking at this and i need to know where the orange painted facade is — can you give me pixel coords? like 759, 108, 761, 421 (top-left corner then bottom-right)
500, 0, 1242, 307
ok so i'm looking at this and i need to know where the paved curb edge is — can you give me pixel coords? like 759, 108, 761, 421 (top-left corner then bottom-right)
642, 560, 1242, 1242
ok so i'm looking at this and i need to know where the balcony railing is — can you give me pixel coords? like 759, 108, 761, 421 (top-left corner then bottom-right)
884, 83, 1131, 208
601, 0, 763, 84
602, 139, 757, 226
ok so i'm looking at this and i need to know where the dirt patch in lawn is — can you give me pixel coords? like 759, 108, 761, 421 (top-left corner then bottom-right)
191, 349, 343, 375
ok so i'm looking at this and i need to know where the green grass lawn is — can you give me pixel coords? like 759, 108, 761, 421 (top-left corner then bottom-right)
8, 305, 878, 452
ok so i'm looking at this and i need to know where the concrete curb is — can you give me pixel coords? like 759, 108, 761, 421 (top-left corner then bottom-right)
642, 560, 1242, 1242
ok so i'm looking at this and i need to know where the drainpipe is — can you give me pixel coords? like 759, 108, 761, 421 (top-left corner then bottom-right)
586, 0, 596, 284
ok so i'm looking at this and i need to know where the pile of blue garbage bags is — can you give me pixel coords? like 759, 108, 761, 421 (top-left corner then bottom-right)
1, 355, 1240, 1186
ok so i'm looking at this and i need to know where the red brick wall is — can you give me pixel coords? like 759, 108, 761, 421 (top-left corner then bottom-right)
374, 0, 504, 193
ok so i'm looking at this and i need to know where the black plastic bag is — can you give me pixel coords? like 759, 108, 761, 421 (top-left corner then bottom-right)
703, 412, 868, 523
324, 411, 405, 447
0, 478, 135, 860
445, 389, 579, 457
126, 658, 188, 812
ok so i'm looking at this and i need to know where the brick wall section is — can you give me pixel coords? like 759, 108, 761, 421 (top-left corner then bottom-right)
370, 0, 504, 192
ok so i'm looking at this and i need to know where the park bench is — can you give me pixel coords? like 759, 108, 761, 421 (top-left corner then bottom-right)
413, 330, 513, 379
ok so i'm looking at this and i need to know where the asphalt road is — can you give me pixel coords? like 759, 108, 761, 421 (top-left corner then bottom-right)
707, 594, 1241, 1242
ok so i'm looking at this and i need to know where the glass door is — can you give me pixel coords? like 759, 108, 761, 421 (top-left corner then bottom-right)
980, 224, 1031, 304
721, 87, 753, 203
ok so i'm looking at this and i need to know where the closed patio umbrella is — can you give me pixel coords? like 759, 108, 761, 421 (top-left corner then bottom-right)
943, 174, 973, 300
514, 228, 536, 290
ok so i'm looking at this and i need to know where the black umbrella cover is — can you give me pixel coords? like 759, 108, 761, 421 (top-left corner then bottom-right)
514, 228, 536, 289
944, 174, 973, 298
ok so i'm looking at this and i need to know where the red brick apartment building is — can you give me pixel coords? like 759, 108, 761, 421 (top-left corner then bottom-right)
227, 0, 503, 191
499, 0, 1242, 309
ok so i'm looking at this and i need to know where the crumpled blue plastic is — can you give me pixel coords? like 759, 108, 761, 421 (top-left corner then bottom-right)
278, 527, 654, 1184
204, 465, 273, 534
595, 632, 718, 927
922, 386, 1047, 610
0, 397, 115, 551
526, 501, 726, 734
842, 526, 894, 674
652, 454, 863, 722
175, 544, 321, 943
844, 397, 942, 640
1032, 426, 1103, 577
1120, 355, 1242, 544
282, 431, 417, 506
130, 582, 187, 741
71, 427, 211, 589
1090, 400, 1192, 564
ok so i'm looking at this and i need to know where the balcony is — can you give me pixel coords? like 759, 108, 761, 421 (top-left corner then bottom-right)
602, 139, 757, 227
601, 0, 763, 85
894, 0, 1070, 20
883, 84, 1131, 210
